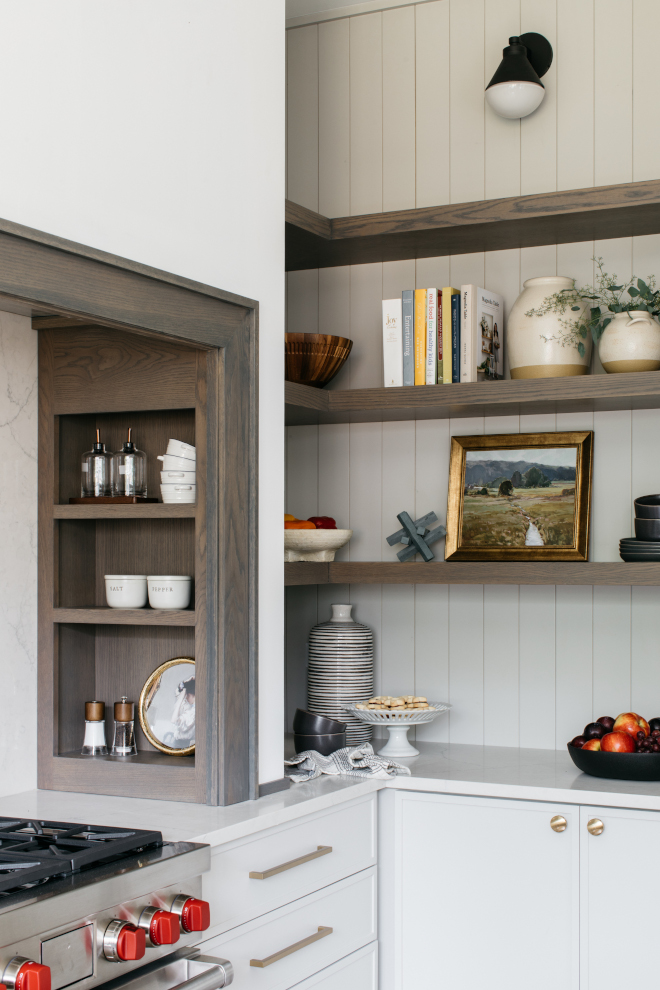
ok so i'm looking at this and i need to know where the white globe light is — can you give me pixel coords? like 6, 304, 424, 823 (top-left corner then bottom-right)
485, 81, 545, 119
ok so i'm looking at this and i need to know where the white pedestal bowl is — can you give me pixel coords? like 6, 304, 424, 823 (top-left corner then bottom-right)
343, 702, 451, 758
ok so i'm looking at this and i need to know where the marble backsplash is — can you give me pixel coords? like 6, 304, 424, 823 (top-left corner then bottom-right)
0, 311, 37, 795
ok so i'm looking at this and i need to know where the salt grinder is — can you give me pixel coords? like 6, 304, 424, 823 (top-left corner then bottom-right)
81, 701, 108, 756
111, 696, 138, 756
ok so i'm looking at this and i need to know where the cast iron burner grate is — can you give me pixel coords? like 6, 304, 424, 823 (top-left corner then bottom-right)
0, 818, 162, 893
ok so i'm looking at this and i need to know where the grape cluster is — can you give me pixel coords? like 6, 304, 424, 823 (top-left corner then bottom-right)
636, 729, 660, 753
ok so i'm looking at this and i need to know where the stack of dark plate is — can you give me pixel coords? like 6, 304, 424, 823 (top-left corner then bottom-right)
620, 496, 660, 561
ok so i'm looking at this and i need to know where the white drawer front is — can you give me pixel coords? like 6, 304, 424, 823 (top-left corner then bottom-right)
198, 868, 376, 990
290, 942, 377, 989
203, 795, 376, 934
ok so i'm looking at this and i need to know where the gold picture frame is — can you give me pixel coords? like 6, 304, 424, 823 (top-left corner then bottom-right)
139, 656, 195, 756
445, 431, 593, 561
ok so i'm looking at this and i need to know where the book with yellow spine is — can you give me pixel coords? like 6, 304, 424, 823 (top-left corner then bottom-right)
414, 289, 427, 385
441, 287, 460, 383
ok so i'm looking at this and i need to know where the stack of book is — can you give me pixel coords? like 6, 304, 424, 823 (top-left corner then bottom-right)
382, 286, 504, 386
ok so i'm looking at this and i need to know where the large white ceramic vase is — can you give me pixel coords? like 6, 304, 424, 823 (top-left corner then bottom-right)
508, 276, 591, 379
307, 603, 374, 745
598, 310, 660, 373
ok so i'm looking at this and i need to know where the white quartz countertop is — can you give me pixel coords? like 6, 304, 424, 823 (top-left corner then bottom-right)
6, 742, 660, 845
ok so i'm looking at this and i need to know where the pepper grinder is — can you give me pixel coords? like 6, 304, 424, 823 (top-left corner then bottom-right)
112, 428, 147, 497
81, 701, 108, 756
81, 429, 113, 497
111, 697, 138, 756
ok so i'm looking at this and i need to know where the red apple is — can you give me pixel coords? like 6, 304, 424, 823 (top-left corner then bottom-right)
582, 738, 602, 751
613, 712, 649, 738
601, 731, 635, 753
570, 735, 586, 748
307, 516, 337, 529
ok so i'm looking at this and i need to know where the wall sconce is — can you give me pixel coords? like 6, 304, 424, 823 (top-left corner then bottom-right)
485, 33, 553, 119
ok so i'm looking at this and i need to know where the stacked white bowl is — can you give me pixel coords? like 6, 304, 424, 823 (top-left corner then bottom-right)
158, 438, 196, 503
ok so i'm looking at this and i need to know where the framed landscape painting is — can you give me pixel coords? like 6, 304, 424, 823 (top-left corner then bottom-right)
445, 431, 593, 561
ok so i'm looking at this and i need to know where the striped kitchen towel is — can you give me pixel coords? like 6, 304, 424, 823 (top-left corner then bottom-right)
285, 742, 412, 782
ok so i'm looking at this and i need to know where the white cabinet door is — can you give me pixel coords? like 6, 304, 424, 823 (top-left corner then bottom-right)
379, 790, 579, 990
581, 804, 660, 986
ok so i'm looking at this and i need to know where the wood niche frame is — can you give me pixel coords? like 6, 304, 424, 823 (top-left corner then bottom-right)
0, 215, 258, 806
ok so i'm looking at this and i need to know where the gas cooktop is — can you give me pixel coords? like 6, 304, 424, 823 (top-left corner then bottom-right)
0, 817, 162, 895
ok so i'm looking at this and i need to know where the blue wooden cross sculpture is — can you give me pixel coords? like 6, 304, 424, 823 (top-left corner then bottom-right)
386, 511, 447, 562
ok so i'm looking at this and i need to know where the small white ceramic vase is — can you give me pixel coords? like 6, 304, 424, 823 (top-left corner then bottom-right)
598, 310, 660, 374
508, 276, 591, 379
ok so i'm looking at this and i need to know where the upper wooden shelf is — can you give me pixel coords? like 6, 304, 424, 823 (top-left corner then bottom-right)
53, 607, 196, 626
285, 561, 660, 586
286, 372, 660, 426
54, 503, 196, 519
286, 179, 660, 271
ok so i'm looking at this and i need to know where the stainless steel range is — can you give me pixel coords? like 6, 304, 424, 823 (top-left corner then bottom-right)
0, 818, 232, 990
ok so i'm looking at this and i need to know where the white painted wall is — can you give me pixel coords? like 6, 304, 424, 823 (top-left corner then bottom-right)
0, 0, 285, 795
285, 0, 660, 747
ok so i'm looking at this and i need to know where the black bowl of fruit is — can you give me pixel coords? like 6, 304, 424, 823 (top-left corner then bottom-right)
568, 714, 660, 780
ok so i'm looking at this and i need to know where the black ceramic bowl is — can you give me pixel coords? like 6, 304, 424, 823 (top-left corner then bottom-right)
634, 517, 660, 541
294, 732, 346, 756
293, 708, 347, 734
568, 743, 660, 780
634, 494, 660, 518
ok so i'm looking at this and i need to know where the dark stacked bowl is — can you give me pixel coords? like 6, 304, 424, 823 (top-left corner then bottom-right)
620, 496, 660, 560
292, 709, 346, 755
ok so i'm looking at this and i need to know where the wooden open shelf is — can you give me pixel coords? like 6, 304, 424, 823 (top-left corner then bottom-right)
286, 179, 660, 271
53, 607, 196, 626
286, 373, 660, 426
285, 561, 660, 586
54, 504, 196, 519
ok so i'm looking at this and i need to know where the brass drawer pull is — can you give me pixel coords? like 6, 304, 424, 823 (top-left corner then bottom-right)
550, 815, 567, 832
587, 818, 604, 836
250, 926, 333, 968
249, 845, 332, 880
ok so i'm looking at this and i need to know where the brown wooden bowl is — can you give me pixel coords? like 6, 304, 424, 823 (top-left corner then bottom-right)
285, 333, 353, 389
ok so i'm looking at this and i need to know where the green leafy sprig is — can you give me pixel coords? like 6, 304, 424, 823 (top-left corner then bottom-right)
525, 258, 660, 357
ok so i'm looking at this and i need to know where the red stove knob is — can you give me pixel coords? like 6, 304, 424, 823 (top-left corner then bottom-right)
171, 895, 211, 933
2, 961, 50, 990
103, 920, 146, 962
138, 907, 180, 947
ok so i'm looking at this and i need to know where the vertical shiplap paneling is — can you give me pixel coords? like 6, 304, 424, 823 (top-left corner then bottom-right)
594, 0, 633, 187
484, 0, 521, 200
520, 0, 557, 195
349, 12, 383, 215
633, 0, 660, 181
348, 263, 384, 389
449, 0, 485, 204
348, 584, 383, 729
555, 585, 593, 746
285, 0, 652, 752
318, 424, 351, 553
448, 585, 485, 743
381, 421, 417, 560
286, 25, 319, 210
592, 586, 631, 717
286, 424, 319, 519
348, 421, 383, 560
320, 266, 351, 390
318, 18, 350, 218
519, 412, 557, 748
557, 0, 594, 191
631, 587, 660, 716
414, 585, 450, 742
286, 585, 318, 730
447, 416, 485, 743
382, 6, 416, 212
415, 1, 450, 207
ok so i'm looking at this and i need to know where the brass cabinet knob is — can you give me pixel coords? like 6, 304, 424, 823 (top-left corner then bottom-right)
550, 815, 567, 832
587, 818, 604, 835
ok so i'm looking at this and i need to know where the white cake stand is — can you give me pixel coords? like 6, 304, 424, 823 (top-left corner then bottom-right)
343, 702, 451, 757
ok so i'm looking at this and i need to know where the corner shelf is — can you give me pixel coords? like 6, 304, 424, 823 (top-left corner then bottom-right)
286, 179, 660, 271
53, 607, 196, 626
285, 373, 660, 426
285, 561, 660, 586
